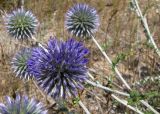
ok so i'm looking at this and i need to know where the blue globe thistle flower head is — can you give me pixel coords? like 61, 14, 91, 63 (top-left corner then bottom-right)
0, 94, 47, 114
65, 4, 99, 38
4, 8, 38, 40
11, 47, 33, 80
28, 37, 89, 99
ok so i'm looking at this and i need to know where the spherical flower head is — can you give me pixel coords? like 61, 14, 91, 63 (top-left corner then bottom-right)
28, 37, 89, 99
11, 47, 33, 80
65, 4, 99, 38
4, 8, 38, 40
0, 94, 47, 114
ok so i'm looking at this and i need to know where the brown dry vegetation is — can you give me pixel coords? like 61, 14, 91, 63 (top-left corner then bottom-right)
0, 0, 160, 114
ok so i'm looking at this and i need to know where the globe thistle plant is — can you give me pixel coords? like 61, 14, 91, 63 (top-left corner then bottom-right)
27, 37, 89, 99
11, 47, 33, 80
65, 4, 99, 38
0, 94, 47, 114
4, 8, 38, 40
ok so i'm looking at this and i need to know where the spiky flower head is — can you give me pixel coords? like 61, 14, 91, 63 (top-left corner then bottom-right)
0, 94, 47, 114
28, 37, 89, 99
65, 4, 99, 38
11, 47, 33, 80
4, 8, 38, 40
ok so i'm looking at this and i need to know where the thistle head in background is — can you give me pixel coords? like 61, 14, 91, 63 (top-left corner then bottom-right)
0, 94, 47, 114
65, 4, 99, 38
11, 47, 33, 80
4, 8, 38, 40
28, 37, 89, 99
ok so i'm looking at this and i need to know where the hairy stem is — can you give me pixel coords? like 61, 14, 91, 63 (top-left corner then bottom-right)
78, 100, 91, 114
131, 0, 160, 57
86, 79, 129, 97
91, 35, 131, 90
111, 94, 144, 114
140, 100, 159, 114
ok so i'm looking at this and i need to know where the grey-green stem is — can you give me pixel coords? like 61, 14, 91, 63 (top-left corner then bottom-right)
131, 0, 160, 57
91, 35, 131, 90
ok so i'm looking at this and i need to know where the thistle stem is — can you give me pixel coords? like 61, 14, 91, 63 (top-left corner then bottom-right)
91, 35, 131, 90
86, 79, 129, 97
88, 36, 158, 113
88, 71, 143, 113
140, 100, 159, 114
111, 94, 144, 114
21, 0, 24, 9
32, 36, 48, 52
78, 100, 91, 114
131, 0, 160, 57
86, 79, 144, 114
130, 1, 160, 113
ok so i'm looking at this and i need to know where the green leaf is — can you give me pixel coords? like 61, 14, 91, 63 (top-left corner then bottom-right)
72, 97, 80, 106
